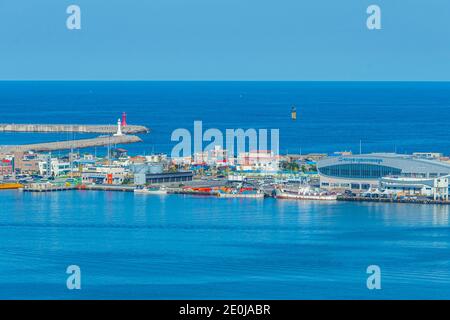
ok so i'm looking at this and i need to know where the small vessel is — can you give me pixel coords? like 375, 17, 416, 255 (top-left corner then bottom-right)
180, 186, 216, 196
0, 182, 23, 190
274, 186, 337, 201
217, 186, 265, 199
134, 186, 167, 195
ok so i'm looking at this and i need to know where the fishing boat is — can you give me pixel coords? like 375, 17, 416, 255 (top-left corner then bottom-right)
179, 186, 217, 196
0, 182, 23, 190
217, 186, 265, 199
134, 186, 167, 195
274, 186, 337, 201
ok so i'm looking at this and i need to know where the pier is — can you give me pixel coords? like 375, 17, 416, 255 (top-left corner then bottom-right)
79, 184, 136, 192
22, 184, 77, 192
337, 195, 450, 205
0, 124, 149, 134
0, 135, 143, 152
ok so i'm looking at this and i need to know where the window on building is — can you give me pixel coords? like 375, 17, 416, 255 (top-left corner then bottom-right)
319, 164, 401, 179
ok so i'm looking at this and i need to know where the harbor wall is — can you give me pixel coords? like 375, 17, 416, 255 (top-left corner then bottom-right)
0, 135, 143, 152
0, 124, 149, 134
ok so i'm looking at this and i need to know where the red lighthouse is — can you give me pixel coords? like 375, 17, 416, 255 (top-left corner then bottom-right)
121, 112, 127, 127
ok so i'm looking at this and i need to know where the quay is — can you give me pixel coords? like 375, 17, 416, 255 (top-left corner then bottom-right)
0, 135, 143, 152
22, 185, 76, 192
79, 184, 136, 192
338, 195, 450, 205
0, 124, 149, 134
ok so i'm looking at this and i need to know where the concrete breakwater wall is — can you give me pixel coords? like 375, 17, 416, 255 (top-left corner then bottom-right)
0, 124, 149, 134
0, 135, 142, 152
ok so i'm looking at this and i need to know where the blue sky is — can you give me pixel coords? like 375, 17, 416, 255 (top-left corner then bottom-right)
0, 0, 449, 80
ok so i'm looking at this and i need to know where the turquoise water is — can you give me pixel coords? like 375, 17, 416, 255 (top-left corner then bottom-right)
1, 81, 450, 299
0, 190, 449, 299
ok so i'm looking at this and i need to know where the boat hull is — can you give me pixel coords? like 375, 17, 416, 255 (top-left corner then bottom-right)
275, 193, 337, 201
217, 193, 264, 199
0, 183, 23, 190
134, 189, 167, 195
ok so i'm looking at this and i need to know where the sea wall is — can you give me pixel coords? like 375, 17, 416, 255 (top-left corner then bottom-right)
0, 124, 149, 134
0, 135, 143, 152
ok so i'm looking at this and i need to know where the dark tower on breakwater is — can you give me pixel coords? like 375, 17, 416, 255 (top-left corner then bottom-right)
291, 105, 297, 120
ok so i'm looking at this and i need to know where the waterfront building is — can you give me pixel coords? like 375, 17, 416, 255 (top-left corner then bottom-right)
81, 165, 127, 185
139, 171, 193, 185
38, 158, 71, 177
317, 153, 450, 191
412, 152, 443, 160
379, 176, 449, 200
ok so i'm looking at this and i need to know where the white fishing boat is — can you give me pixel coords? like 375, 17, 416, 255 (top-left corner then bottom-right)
274, 186, 337, 201
134, 186, 167, 195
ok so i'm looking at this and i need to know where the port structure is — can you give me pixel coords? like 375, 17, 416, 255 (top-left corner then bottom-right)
0, 123, 149, 134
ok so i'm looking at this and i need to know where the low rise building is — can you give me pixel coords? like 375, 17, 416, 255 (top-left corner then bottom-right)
81, 165, 127, 185
380, 176, 449, 200
38, 158, 71, 177
135, 171, 193, 185
0, 159, 13, 176
13, 152, 41, 174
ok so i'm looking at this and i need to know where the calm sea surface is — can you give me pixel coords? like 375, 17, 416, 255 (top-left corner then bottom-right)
0, 81, 450, 299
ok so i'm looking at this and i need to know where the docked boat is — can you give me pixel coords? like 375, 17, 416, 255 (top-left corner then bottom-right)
217, 186, 265, 199
0, 182, 23, 190
134, 186, 167, 195
274, 186, 337, 201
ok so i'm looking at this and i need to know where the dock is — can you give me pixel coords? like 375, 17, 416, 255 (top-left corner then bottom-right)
22, 185, 77, 192
338, 195, 450, 205
0, 124, 149, 134
79, 184, 136, 192
0, 135, 143, 152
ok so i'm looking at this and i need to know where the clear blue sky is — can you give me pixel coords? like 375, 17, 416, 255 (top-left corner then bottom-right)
0, 0, 449, 80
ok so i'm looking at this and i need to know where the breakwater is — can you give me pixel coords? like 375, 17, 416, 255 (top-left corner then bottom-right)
0, 124, 149, 134
0, 135, 143, 152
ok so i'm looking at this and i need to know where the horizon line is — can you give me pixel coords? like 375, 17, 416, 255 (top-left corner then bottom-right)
1, 80, 450, 83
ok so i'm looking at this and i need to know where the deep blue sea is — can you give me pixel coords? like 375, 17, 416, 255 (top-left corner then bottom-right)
1, 81, 450, 155
1, 81, 450, 299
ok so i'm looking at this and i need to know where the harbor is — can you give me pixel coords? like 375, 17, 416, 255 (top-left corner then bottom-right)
0, 113, 450, 204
